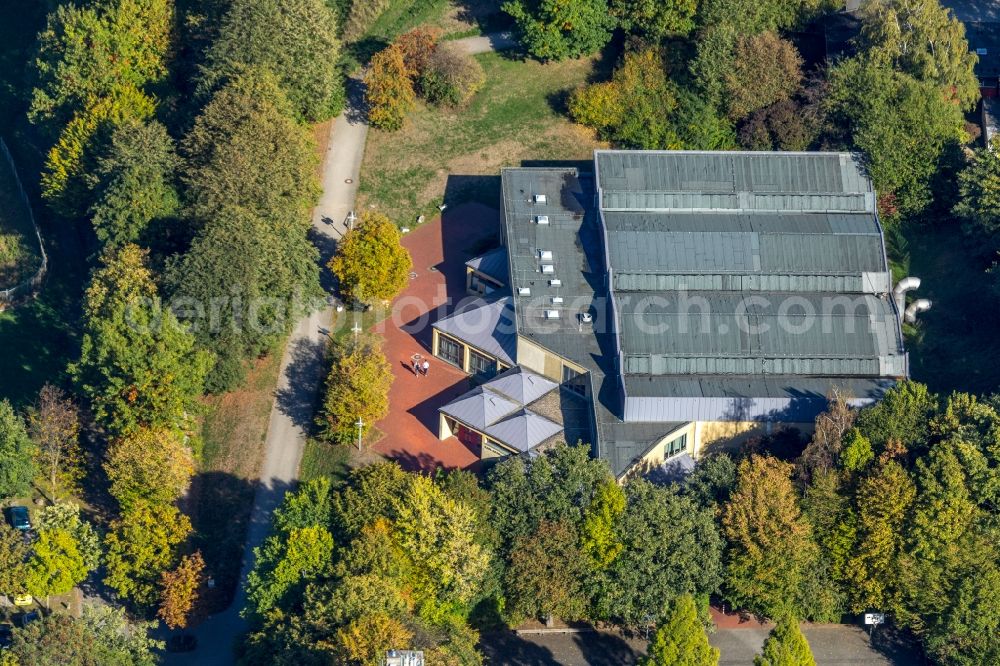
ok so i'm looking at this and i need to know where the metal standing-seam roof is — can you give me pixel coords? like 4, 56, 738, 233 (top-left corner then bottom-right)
432, 296, 517, 365
439, 386, 519, 431
484, 409, 564, 453
465, 247, 510, 284
481, 366, 559, 405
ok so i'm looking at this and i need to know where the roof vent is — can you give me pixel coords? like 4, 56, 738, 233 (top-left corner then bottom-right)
533, 194, 547, 204
544, 310, 560, 319
517, 287, 531, 296
538, 249, 553, 260
549, 279, 562, 287
580, 312, 593, 324
540, 264, 555, 274
977, 47, 988, 55
535, 215, 549, 225
551, 296, 564, 304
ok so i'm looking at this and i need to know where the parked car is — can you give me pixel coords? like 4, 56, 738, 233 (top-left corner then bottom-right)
12, 594, 32, 607
5, 506, 30, 532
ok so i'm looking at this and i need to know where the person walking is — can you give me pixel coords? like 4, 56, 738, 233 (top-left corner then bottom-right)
421, 360, 430, 377
410, 357, 418, 375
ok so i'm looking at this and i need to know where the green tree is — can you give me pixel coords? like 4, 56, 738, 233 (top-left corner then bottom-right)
365, 45, 416, 131
0, 400, 37, 498
245, 526, 335, 619
28, 385, 82, 500
643, 594, 719, 666
89, 119, 179, 247
182, 69, 320, 228
853, 380, 937, 454
505, 520, 590, 623
41, 86, 155, 217
335, 613, 413, 666
104, 502, 192, 607
331, 462, 410, 539
826, 57, 966, 217
722, 456, 822, 620
104, 427, 195, 511
9, 605, 161, 666
29, 0, 172, 132
168, 205, 320, 392
697, 0, 809, 34
569, 49, 680, 149
597, 481, 723, 626
71, 244, 211, 437
392, 474, 490, 605
611, 0, 697, 37
839, 428, 874, 473
0, 524, 30, 597
955, 138, 1000, 239
724, 32, 802, 120
580, 479, 625, 568
329, 212, 412, 306
754, 617, 816, 666
503, 0, 616, 61
859, 0, 979, 109
25, 528, 89, 604
36, 503, 101, 572
316, 335, 392, 445
844, 460, 916, 612
200, 0, 343, 121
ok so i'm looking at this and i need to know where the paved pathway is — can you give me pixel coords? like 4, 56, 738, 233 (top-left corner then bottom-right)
166, 33, 513, 664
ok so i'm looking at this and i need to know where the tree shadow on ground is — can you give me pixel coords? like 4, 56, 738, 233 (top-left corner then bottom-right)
273, 335, 328, 432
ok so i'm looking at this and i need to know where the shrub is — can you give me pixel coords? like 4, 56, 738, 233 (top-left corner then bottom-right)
365, 44, 415, 131
394, 26, 441, 79
421, 44, 486, 107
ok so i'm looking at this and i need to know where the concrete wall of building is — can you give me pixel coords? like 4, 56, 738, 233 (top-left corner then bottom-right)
622, 422, 697, 481
694, 420, 815, 456
516, 336, 590, 396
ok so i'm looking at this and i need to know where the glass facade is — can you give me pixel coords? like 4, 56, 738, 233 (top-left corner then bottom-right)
562, 365, 587, 396
665, 433, 688, 457
469, 348, 497, 378
438, 335, 463, 368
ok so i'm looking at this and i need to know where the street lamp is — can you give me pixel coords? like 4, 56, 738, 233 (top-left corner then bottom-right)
356, 418, 364, 451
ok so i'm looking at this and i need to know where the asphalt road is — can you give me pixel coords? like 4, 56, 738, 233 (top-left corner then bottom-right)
481, 625, 924, 666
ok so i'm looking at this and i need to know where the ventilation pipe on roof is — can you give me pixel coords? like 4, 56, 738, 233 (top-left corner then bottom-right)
892, 276, 921, 314
904, 299, 932, 323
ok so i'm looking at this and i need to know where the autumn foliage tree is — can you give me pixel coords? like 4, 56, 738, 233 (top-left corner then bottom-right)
724, 32, 802, 121
28, 385, 81, 499
104, 427, 195, 512
104, 503, 192, 608
71, 244, 211, 437
316, 335, 392, 445
329, 212, 411, 306
365, 45, 415, 131
722, 456, 824, 620
158, 551, 206, 631
755, 617, 816, 666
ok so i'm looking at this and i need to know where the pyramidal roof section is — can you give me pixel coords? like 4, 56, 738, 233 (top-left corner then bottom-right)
484, 409, 564, 453
439, 386, 519, 431
482, 366, 558, 406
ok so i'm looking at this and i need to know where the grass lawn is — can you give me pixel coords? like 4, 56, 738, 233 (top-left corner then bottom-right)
357, 52, 605, 226
899, 222, 1000, 396
0, 154, 41, 287
188, 350, 284, 611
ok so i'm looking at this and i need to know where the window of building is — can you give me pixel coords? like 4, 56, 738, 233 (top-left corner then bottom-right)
665, 433, 688, 458
562, 365, 587, 396
437, 335, 463, 368
468, 348, 497, 378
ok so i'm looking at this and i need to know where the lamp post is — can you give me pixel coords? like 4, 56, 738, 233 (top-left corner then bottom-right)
356, 418, 364, 451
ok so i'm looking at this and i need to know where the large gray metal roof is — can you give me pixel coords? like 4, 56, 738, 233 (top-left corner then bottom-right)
432, 296, 517, 365
595, 150, 874, 213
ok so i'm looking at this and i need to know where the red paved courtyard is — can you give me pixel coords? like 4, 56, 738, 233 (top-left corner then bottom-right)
370, 203, 502, 472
